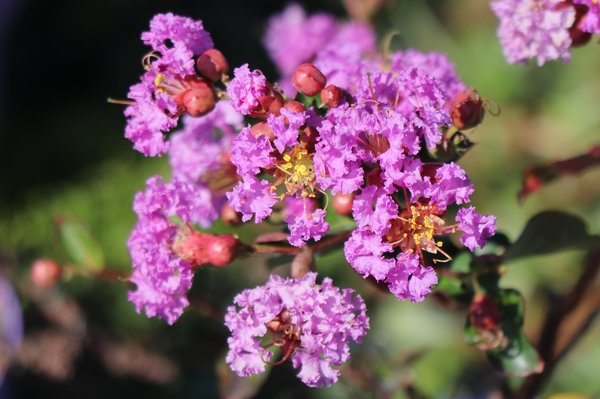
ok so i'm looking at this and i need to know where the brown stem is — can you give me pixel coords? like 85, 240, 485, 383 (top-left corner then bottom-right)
516, 249, 600, 399
252, 230, 353, 256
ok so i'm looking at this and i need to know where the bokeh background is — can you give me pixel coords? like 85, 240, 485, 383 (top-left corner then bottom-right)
1, 0, 599, 398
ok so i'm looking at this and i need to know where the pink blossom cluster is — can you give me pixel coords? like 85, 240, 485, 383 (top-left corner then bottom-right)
491, 0, 600, 66
120, 6, 498, 387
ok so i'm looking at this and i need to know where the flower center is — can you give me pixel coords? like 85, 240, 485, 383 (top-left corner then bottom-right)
262, 309, 302, 366
278, 146, 316, 198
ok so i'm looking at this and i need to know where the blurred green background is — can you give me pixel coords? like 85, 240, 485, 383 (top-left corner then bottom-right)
0, 0, 599, 398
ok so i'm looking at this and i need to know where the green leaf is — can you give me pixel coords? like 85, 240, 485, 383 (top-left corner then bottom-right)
450, 252, 471, 273
503, 211, 600, 262
487, 331, 543, 377
489, 289, 543, 376
58, 218, 105, 273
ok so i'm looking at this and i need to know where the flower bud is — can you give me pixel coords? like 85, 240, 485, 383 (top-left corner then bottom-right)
450, 89, 485, 130
469, 294, 501, 331
172, 229, 211, 269
569, 3, 593, 47
292, 63, 326, 96
251, 121, 275, 140
283, 100, 307, 114
196, 48, 229, 81
220, 203, 243, 226
31, 258, 62, 288
255, 91, 284, 118
332, 193, 354, 216
183, 83, 216, 117
207, 234, 241, 267
320, 85, 343, 108
299, 126, 318, 152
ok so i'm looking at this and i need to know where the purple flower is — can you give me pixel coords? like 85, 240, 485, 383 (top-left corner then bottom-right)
425, 163, 474, 210
127, 176, 200, 324
386, 253, 438, 302
491, 0, 575, 66
352, 186, 398, 235
124, 14, 215, 156
229, 126, 275, 177
344, 230, 395, 281
225, 273, 369, 388
456, 206, 497, 251
141, 13, 214, 56
227, 64, 268, 115
286, 207, 330, 247
573, 0, 600, 33
227, 177, 277, 223
269, 108, 307, 153
263, 4, 337, 77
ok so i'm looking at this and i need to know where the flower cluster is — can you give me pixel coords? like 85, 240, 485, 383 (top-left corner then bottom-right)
119, 6, 499, 388
123, 13, 229, 156
225, 273, 369, 387
491, 0, 600, 66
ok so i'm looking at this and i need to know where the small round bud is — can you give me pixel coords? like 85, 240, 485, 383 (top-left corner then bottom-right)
320, 85, 343, 108
283, 100, 307, 114
220, 203, 243, 226
31, 258, 62, 288
292, 63, 327, 96
183, 84, 216, 117
207, 234, 241, 267
469, 294, 501, 331
196, 48, 229, 81
251, 121, 275, 140
299, 126, 318, 152
255, 93, 284, 118
450, 89, 485, 130
332, 193, 354, 216
173, 229, 211, 269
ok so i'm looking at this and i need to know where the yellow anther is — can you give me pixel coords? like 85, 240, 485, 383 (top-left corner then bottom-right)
154, 73, 165, 87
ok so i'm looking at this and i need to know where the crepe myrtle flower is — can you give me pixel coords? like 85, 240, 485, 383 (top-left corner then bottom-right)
344, 176, 495, 302
226, 96, 331, 246
573, 0, 600, 33
491, 0, 576, 66
121, 13, 220, 156
225, 273, 369, 388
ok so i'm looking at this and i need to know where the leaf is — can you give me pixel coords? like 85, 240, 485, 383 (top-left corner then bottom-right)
503, 211, 600, 262
489, 289, 543, 376
57, 217, 105, 273
487, 331, 544, 377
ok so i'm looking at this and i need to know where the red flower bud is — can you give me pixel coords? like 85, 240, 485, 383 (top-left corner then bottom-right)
172, 229, 212, 269
469, 294, 501, 331
251, 121, 275, 140
320, 85, 344, 108
207, 234, 241, 268
31, 258, 62, 288
220, 203, 242, 226
299, 126, 318, 152
450, 89, 485, 130
196, 48, 229, 81
292, 63, 327, 96
569, 3, 593, 47
182, 83, 216, 117
283, 100, 307, 114
332, 193, 354, 216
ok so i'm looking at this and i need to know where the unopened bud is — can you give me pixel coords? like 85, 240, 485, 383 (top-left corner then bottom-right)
469, 294, 501, 331
450, 89, 485, 130
569, 3, 593, 47
183, 83, 216, 117
207, 234, 241, 267
220, 203, 243, 226
292, 63, 326, 96
320, 85, 344, 108
255, 92, 284, 119
173, 229, 211, 269
196, 48, 229, 81
332, 193, 354, 216
251, 121, 275, 140
283, 100, 307, 114
31, 258, 62, 288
